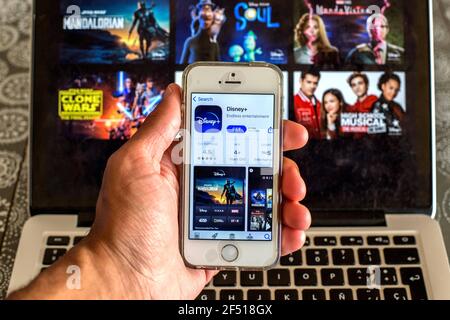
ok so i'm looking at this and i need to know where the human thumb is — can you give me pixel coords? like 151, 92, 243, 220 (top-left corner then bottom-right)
131, 83, 182, 163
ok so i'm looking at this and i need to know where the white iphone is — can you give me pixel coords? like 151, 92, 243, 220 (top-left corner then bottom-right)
180, 62, 283, 269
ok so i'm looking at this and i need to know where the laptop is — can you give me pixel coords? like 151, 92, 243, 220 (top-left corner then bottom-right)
8, 0, 450, 299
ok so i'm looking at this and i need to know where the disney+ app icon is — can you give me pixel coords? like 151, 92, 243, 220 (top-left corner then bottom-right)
194, 105, 222, 133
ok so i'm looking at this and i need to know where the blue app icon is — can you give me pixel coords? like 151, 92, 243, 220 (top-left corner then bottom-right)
195, 105, 222, 133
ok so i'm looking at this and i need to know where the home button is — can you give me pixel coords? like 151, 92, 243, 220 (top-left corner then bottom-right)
221, 245, 239, 262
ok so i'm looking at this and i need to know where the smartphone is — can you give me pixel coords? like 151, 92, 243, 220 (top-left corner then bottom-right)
180, 62, 283, 269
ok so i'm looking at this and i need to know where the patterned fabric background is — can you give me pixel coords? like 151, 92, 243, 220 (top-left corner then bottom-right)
0, 0, 449, 299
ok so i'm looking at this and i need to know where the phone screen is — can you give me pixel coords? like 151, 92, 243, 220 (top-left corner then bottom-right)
189, 93, 276, 241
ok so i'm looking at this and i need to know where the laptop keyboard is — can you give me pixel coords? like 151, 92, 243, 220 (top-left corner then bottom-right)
201, 235, 428, 301
40, 234, 428, 300
41, 235, 86, 273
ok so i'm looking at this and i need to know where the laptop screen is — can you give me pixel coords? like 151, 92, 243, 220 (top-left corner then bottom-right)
31, 0, 432, 214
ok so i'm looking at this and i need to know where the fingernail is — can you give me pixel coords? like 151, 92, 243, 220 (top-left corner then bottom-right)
164, 83, 176, 98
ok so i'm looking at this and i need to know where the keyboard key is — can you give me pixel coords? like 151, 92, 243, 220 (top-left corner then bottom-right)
247, 290, 270, 301
47, 236, 70, 246
240, 271, 263, 287
384, 248, 420, 265
394, 236, 416, 245
321, 269, 344, 286
294, 269, 318, 286
358, 248, 381, 265
304, 237, 311, 246
400, 268, 428, 300
275, 289, 298, 300
314, 236, 337, 246
384, 288, 408, 301
196, 290, 216, 300
302, 289, 326, 301
247, 290, 271, 300
213, 271, 236, 287
357, 289, 381, 300
73, 236, 85, 245
220, 290, 243, 301
42, 248, 67, 265
348, 268, 369, 286
280, 250, 302, 266
332, 249, 355, 265
330, 289, 353, 301
380, 268, 398, 285
341, 236, 363, 246
367, 236, 390, 245
267, 269, 291, 286
306, 249, 329, 265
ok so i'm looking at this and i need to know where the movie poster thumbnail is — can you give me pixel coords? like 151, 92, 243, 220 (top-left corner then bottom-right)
193, 166, 246, 231
60, 0, 170, 64
292, 70, 406, 139
250, 189, 266, 207
293, 0, 405, 66
249, 209, 272, 232
176, 0, 290, 65
248, 167, 273, 232
174, 71, 289, 120
58, 70, 169, 140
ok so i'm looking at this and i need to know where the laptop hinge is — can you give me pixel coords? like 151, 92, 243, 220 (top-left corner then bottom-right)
311, 210, 387, 227
77, 211, 95, 228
